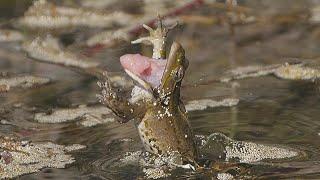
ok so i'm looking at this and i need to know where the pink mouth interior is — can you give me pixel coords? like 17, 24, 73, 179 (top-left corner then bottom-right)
120, 54, 167, 87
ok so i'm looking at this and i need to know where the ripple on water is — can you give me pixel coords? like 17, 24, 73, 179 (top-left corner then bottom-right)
80, 133, 302, 179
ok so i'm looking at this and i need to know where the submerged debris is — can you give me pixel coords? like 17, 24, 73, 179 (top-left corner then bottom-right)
217, 173, 234, 180
0, 136, 85, 179
225, 140, 298, 163
0, 85, 9, 92
17, 0, 133, 30
143, 0, 168, 15
205, 133, 298, 163
118, 151, 172, 179
80, 114, 114, 127
86, 28, 131, 47
0, 151, 13, 165
84, 0, 194, 47
104, 149, 171, 179
34, 104, 114, 127
310, 6, 320, 23
220, 62, 320, 82
22, 36, 98, 69
0, 119, 11, 125
0, 75, 50, 91
86, 16, 178, 47
80, 0, 118, 9
143, 167, 170, 179
274, 64, 320, 80
119, 151, 142, 164
185, 98, 239, 111
114, 132, 298, 179
35, 91, 237, 128
220, 64, 284, 82
0, 30, 24, 42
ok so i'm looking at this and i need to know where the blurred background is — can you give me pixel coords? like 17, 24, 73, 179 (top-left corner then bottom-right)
1, 0, 320, 179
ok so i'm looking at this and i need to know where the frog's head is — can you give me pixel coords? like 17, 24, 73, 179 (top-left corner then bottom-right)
157, 42, 188, 103
120, 42, 188, 104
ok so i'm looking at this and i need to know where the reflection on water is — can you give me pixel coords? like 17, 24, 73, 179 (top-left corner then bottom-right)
1, 0, 320, 179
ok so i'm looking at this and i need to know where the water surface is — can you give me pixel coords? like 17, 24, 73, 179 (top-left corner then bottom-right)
1, 0, 320, 179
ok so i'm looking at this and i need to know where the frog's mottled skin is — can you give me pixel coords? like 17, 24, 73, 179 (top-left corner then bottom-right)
98, 42, 198, 164
137, 42, 198, 163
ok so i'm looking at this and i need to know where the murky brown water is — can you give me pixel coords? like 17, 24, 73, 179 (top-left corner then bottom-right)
1, 0, 320, 179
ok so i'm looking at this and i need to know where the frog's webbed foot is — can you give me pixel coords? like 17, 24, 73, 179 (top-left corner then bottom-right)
131, 18, 178, 59
97, 72, 144, 123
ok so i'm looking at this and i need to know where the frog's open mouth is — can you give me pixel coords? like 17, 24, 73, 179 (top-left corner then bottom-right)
120, 54, 167, 88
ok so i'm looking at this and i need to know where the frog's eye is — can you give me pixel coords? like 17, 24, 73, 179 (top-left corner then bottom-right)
174, 66, 184, 82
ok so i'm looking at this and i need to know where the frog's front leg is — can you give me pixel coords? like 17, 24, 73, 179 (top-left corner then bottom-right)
97, 73, 146, 123
131, 18, 178, 59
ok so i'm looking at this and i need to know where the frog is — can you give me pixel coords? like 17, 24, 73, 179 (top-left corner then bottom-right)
136, 42, 198, 164
97, 24, 199, 166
